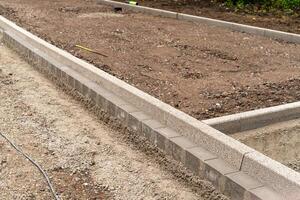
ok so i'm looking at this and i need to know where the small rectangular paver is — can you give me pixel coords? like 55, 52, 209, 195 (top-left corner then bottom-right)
142, 119, 165, 144
169, 136, 197, 163
225, 171, 263, 200
155, 127, 181, 152
127, 111, 151, 132
205, 158, 239, 192
185, 146, 217, 177
115, 104, 139, 125
246, 186, 284, 200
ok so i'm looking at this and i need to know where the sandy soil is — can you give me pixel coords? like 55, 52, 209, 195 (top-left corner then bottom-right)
0, 40, 228, 199
0, 0, 299, 121
232, 118, 300, 172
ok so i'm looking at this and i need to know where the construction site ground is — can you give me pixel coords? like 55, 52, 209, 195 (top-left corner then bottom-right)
124, 0, 300, 34
0, 0, 300, 120
232, 118, 300, 172
0, 41, 229, 199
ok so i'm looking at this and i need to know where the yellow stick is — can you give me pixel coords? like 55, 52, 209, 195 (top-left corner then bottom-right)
75, 44, 108, 57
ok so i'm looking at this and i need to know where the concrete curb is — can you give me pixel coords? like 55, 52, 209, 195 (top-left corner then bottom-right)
203, 102, 300, 134
97, 0, 300, 44
1, 16, 299, 199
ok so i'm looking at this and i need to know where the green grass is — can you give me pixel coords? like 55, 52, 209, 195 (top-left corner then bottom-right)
224, 0, 300, 11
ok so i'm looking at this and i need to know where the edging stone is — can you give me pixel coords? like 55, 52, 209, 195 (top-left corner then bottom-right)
203, 102, 300, 134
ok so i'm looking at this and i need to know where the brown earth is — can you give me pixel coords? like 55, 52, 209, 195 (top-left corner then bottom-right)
0, 0, 300, 120
125, 0, 300, 34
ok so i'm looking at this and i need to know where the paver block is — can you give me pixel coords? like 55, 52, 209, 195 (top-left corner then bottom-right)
115, 104, 138, 124
81, 83, 89, 97
127, 111, 151, 132
246, 186, 284, 200
94, 87, 114, 111
205, 158, 239, 192
155, 127, 181, 152
141, 119, 164, 144
169, 136, 197, 163
60, 69, 68, 83
225, 171, 263, 200
74, 79, 82, 93
106, 95, 127, 118
88, 84, 97, 103
67, 73, 75, 87
185, 146, 217, 177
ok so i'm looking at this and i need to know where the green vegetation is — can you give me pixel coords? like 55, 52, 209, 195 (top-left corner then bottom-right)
224, 0, 300, 11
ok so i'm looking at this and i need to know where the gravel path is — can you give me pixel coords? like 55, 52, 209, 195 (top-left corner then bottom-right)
0, 40, 227, 199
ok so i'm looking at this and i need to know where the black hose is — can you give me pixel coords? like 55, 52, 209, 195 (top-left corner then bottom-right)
0, 131, 60, 200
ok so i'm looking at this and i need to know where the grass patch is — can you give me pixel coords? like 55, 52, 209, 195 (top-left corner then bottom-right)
223, 0, 300, 12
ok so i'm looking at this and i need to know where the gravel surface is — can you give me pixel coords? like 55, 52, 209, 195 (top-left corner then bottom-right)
0, 40, 228, 199
0, 0, 299, 120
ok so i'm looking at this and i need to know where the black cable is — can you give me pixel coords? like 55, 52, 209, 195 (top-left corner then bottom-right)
0, 131, 60, 200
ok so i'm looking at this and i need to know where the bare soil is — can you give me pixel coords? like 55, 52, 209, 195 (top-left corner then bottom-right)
124, 0, 300, 34
232, 118, 300, 172
0, 0, 300, 120
0, 40, 227, 199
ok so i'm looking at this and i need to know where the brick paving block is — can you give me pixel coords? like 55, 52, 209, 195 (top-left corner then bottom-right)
127, 111, 151, 133
55, 65, 61, 78
88, 85, 97, 103
106, 94, 127, 118
60, 69, 68, 83
169, 136, 197, 163
81, 84, 89, 97
115, 104, 138, 125
94, 87, 113, 111
246, 186, 284, 200
155, 127, 181, 152
205, 158, 239, 192
67, 73, 75, 87
142, 119, 165, 145
225, 171, 263, 200
74, 79, 82, 93
185, 146, 217, 177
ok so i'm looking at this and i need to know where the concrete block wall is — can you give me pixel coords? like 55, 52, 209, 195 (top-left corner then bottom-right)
1, 16, 299, 199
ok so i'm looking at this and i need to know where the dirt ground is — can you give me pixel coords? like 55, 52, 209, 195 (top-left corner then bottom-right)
0, 41, 228, 199
129, 0, 300, 34
0, 0, 300, 121
233, 118, 300, 172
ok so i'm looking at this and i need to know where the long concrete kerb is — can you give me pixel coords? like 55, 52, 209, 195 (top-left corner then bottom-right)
97, 0, 300, 44
203, 102, 300, 134
0, 15, 299, 199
